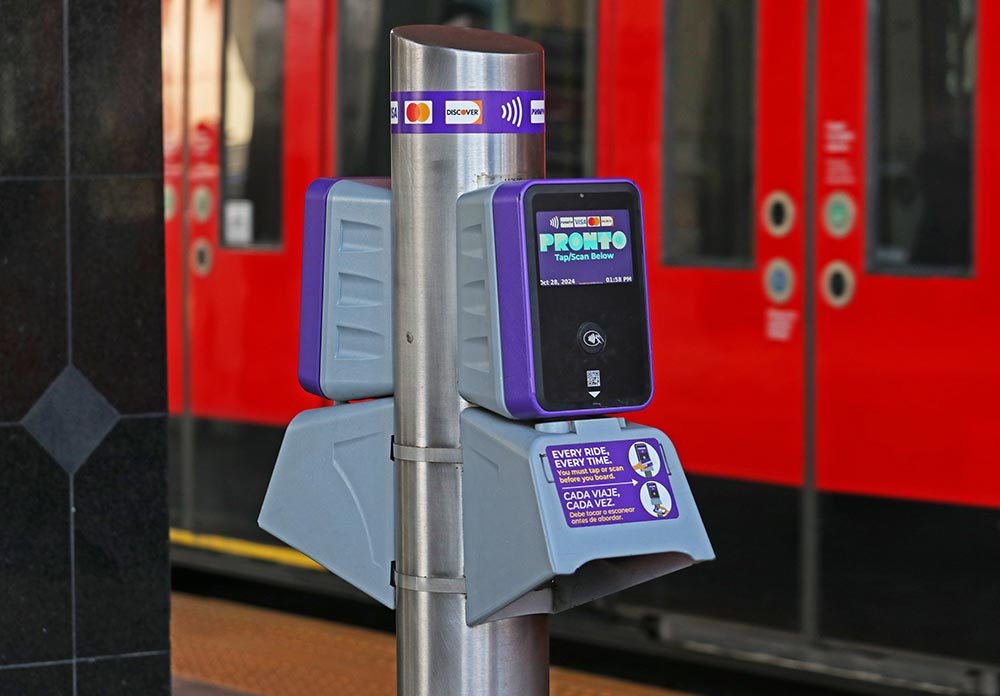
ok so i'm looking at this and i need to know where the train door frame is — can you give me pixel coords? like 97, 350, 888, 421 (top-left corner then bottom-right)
165, 0, 335, 541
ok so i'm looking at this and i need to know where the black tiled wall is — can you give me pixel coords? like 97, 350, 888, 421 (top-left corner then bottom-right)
0, 1, 169, 694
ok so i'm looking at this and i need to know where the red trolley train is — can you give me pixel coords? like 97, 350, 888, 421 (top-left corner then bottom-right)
163, 0, 1000, 691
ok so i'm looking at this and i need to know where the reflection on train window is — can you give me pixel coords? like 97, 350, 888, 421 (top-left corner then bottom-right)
664, 0, 755, 266
510, 3, 588, 178
222, 0, 285, 247
337, 0, 590, 179
871, 0, 975, 273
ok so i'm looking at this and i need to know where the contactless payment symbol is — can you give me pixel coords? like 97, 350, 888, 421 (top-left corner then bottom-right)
445, 99, 482, 124
500, 96, 524, 127
404, 100, 432, 124
583, 331, 604, 348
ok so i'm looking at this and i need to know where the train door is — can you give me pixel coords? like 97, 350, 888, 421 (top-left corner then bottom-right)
165, 0, 334, 539
598, 0, 1000, 664
596, 0, 808, 630
814, 0, 1000, 662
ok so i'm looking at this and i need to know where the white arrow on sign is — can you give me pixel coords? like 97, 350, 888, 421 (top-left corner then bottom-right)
589, 391, 600, 398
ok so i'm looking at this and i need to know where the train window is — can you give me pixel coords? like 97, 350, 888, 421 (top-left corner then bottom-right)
870, 0, 975, 273
663, 0, 755, 266
511, 4, 589, 178
221, 0, 285, 247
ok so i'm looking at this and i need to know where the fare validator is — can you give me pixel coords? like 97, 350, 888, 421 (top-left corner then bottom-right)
260, 173, 713, 625
454, 178, 712, 623
457, 179, 653, 419
258, 28, 710, 690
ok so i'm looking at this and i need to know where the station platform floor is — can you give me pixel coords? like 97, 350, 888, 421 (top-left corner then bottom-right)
171, 593, 692, 696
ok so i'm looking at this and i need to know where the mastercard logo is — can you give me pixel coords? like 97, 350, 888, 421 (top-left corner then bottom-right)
404, 100, 433, 124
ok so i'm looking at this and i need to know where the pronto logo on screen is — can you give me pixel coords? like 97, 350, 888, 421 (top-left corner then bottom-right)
404, 100, 433, 124
445, 100, 482, 124
539, 230, 628, 263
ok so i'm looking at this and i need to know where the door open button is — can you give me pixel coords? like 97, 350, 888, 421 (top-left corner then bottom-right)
578, 322, 607, 354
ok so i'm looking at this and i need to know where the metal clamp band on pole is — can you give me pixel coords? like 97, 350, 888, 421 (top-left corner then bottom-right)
392, 440, 463, 463
394, 570, 467, 595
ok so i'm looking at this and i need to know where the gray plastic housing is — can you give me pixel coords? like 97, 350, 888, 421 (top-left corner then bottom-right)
460, 409, 714, 625
259, 398, 395, 608
302, 179, 393, 401
456, 184, 512, 417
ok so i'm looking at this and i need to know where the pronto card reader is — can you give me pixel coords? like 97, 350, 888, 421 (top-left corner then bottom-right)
457, 179, 653, 420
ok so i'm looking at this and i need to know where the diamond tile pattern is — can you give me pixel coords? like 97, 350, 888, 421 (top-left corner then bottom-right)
1, 0, 167, 691
22, 366, 119, 473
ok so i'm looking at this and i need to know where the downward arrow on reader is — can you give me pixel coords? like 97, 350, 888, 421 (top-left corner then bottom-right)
589, 391, 600, 398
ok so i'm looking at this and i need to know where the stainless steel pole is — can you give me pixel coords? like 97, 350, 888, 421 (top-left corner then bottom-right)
391, 25, 549, 696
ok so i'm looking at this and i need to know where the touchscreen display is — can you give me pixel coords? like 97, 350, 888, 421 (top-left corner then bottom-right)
534, 209, 633, 286
524, 183, 651, 414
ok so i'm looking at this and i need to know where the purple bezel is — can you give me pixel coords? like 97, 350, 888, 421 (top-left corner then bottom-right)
298, 178, 338, 397
297, 177, 391, 398
492, 179, 655, 420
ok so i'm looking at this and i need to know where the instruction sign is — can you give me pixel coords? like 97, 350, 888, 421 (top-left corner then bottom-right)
546, 438, 679, 528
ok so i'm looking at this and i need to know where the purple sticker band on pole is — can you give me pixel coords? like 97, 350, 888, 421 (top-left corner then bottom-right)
547, 438, 679, 528
390, 90, 545, 134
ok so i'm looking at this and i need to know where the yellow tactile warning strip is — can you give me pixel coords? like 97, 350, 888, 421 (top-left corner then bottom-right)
170, 528, 323, 571
172, 593, 692, 696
